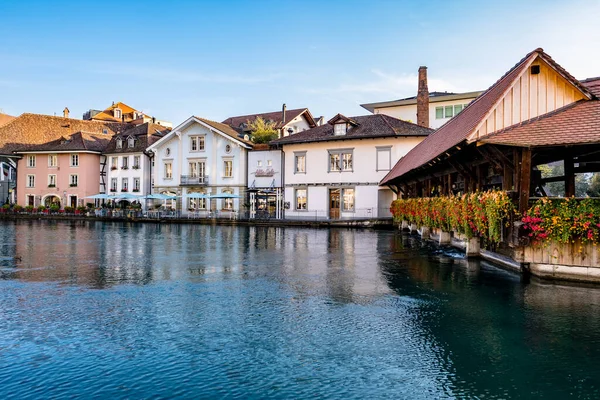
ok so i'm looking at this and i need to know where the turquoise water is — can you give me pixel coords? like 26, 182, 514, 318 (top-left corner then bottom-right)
0, 221, 599, 399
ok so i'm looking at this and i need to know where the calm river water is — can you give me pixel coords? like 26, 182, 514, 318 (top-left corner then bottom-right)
0, 221, 599, 399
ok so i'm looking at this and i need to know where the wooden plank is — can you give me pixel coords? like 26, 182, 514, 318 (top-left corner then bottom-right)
486, 145, 515, 171
519, 148, 532, 213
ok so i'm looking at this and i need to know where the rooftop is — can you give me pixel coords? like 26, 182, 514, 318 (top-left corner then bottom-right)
361, 90, 484, 113
271, 113, 432, 145
222, 108, 315, 132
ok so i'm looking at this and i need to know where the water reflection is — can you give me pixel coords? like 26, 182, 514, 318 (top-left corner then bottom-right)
0, 221, 599, 398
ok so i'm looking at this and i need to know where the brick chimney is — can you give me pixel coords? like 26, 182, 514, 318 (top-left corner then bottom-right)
416, 66, 429, 128
63, 107, 70, 118
282, 103, 287, 124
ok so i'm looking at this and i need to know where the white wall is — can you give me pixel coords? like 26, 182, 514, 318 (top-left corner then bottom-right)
282, 114, 312, 136
282, 136, 423, 218
373, 97, 477, 129
247, 149, 283, 188
105, 152, 152, 196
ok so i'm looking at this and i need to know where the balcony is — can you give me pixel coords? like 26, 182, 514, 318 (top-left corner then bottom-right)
181, 175, 209, 186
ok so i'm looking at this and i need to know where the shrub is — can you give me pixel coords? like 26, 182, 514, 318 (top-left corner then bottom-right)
25, 205, 34, 213
49, 205, 60, 213
13, 205, 23, 212
64, 206, 74, 213
37, 205, 46, 212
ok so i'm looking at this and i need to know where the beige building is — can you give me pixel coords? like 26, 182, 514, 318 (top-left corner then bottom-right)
361, 68, 483, 129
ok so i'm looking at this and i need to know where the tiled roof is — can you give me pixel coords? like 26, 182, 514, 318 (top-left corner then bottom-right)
222, 108, 314, 131
582, 77, 600, 98
380, 48, 592, 185
90, 102, 139, 122
481, 100, 600, 147
194, 117, 254, 146
0, 113, 15, 127
271, 114, 432, 145
104, 122, 171, 154
14, 131, 112, 153
0, 113, 130, 154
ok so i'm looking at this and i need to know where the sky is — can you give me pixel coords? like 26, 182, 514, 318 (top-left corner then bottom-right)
0, 0, 599, 125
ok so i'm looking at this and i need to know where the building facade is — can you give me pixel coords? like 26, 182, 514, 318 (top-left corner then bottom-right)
14, 132, 111, 208
246, 146, 283, 219
104, 123, 170, 203
272, 113, 432, 220
148, 116, 253, 215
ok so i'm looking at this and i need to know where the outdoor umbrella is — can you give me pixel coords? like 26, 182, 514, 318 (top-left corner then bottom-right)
84, 193, 114, 199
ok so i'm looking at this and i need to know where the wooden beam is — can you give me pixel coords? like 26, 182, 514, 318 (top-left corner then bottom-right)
477, 147, 503, 171
448, 159, 477, 181
519, 148, 532, 213
565, 152, 575, 197
486, 145, 515, 171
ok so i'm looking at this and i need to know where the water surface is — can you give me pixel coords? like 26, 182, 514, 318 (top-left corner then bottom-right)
0, 221, 598, 399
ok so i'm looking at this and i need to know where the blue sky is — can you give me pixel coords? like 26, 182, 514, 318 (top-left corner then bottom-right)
0, 0, 599, 125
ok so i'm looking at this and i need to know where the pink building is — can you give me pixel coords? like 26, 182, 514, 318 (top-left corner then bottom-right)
15, 132, 110, 208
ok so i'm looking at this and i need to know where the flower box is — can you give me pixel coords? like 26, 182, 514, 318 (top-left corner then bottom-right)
111, 166, 117, 170
121, 166, 129, 170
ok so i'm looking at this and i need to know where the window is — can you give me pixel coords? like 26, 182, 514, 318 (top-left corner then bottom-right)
444, 106, 454, 118
342, 188, 355, 211
133, 155, 141, 169
295, 188, 307, 210
222, 189, 234, 210
116, 138, 123, 149
102, 129, 108, 135
121, 177, 128, 191
334, 123, 346, 136
122, 156, 129, 169
224, 160, 233, 178
225, 144, 232, 154
257, 160, 263, 167
376, 146, 392, 171
71, 154, 79, 167
111, 157, 118, 170
295, 152, 306, 174
69, 174, 78, 187
454, 104, 463, 115
110, 178, 117, 192
133, 178, 140, 192
114, 108, 122, 119
48, 155, 57, 167
26, 174, 35, 188
435, 107, 444, 119
190, 136, 205, 151
48, 174, 56, 187
128, 137, 135, 148
328, 149, 353, 172
27, 155, 36, 167
165, 148, 171, 156
189, 161, 198, 177
164, 162, 172, 179
267, 160, 272, 167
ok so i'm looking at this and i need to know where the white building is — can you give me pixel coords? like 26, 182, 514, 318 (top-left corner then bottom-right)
271, 113, 432, 220
247, 146, 283, 219
147, 116, 253, 216
104, 122, 171, 205
361, 90, 483, 129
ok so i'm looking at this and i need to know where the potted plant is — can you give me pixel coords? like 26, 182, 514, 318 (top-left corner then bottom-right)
25, 205, 34, 213
1, 204, 10, 213
111, 166, 118, 170
49, 204, 59, 213
75, 206, 87, 215
121, 166, 129, 170
13, 205, 23, 213
37, 205, 47, 213
122, 188, 128, 192
64, 206, 74, 214
69, 183, 77, 187
48, 184, 56, 188
132, 165, 140, 170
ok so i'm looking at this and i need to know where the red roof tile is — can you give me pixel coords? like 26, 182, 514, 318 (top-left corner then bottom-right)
271, 114, 432, 145
481, 100, 600, 147
582, 77, 600, 98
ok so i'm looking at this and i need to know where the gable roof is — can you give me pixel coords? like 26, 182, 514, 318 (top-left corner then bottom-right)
481, 100, 600, 147
271, 114, 432, 145
103, 122, 171, 154
0, 113, 130, 155
147, 116, 254, 151
361, 90, 484, 113
380, 48, 594, 185
14, 131, 112, 153
0, 113, 15, 127
89, 102, 139, 122
222, 108, 316, 132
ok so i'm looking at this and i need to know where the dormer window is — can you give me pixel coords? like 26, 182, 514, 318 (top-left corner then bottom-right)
116, 138, 123, 149
127, 136, 135, 148
334, 123, 347, 136
114, 108, 122, 119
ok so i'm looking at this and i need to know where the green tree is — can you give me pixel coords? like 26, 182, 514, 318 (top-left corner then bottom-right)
587, 173, 600, 197
539, 162, 590, 197
247, 117, 278, 144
